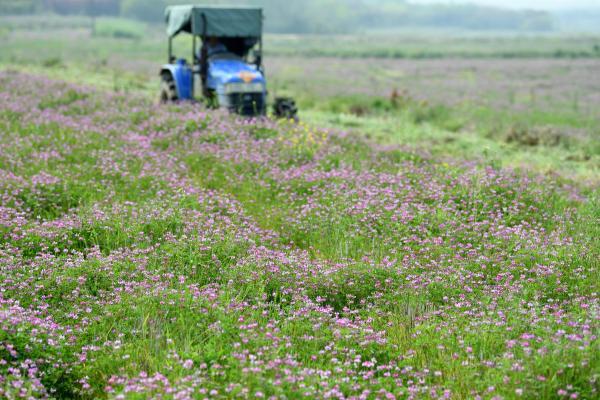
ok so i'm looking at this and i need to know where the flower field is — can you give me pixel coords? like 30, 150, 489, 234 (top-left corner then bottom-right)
0, 71, 598, 399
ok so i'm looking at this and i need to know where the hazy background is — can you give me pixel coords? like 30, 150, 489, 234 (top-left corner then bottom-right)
1, 0, 599, 33
412, 0, 600, 10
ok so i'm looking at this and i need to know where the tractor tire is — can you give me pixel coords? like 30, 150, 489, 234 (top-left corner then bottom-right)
204, 88, 219, 109
159, 74, 178, 104
273, 97, 298, 121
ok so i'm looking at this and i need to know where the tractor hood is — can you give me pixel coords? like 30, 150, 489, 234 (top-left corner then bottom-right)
207, 59, 265, 93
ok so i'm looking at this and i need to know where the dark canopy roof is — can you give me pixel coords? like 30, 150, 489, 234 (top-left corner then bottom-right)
165, 5, 263, 38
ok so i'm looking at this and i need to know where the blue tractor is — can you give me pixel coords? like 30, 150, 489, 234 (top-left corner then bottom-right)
160, 5, 297, 119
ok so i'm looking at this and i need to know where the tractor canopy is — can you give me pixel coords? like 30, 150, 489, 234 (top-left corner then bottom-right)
165, 5, 263, 38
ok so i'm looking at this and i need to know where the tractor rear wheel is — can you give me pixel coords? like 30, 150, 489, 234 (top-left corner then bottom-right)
159, 74, 178, 104
273, 97, 298, 121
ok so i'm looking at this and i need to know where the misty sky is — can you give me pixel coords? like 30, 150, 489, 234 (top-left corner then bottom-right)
411, 0, 600, 11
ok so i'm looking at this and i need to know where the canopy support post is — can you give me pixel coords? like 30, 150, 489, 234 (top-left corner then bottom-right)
200, 13, 208, 97
192, 34, 196, 99
258, 10, 264, 72
168, 37, 173, 63
258, 36, 263, 72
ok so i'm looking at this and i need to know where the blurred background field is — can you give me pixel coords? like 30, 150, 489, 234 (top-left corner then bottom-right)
0, 1, 599, 183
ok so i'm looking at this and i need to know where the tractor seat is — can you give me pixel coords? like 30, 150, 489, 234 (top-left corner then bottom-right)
209, 52, 243, 61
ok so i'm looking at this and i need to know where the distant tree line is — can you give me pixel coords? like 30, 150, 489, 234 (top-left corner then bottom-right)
1, 0, 556, 33
0, 1, 119, 16
0, 0, 39, 14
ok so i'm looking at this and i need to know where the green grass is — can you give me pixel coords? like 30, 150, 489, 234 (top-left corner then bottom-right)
0, 15, 597, 183
0, 68, 598, 398
3, 53, 598, 183
1, 16, 599, 400
93, 18, 147, 40
301, 97, 600, 183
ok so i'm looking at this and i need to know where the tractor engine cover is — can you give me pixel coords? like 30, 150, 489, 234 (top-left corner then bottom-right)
208, 59, 267, 117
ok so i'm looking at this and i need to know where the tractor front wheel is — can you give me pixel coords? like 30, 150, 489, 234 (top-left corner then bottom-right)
159, 74, 178, 104
273, 97, 298, 121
